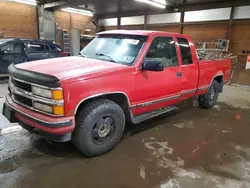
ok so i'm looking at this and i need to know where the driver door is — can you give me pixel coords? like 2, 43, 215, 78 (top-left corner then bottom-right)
133, 36, 182, 115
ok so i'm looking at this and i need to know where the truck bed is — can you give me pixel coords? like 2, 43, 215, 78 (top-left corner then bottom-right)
198, 59, 231, 90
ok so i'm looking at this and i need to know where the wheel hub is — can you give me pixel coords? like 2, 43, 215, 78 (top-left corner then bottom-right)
92, 116, 115, 144
97, 124, 111, 137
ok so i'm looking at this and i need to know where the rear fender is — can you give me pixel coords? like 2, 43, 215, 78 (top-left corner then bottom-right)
213, 71, 224, 93
219, 78, 224, 92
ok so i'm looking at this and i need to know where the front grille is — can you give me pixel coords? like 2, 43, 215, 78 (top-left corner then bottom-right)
12, 78, 32, 92
14, 94, 33, 107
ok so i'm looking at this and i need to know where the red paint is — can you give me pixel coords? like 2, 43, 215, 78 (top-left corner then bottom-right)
6, 96, 74, 124
14, 30, 231, 134
6, 96, 75, 134
15, 113, 74, 134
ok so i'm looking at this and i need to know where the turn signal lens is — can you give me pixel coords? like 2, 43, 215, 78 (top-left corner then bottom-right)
53, 106, 64, 115
52, 90, 63, 100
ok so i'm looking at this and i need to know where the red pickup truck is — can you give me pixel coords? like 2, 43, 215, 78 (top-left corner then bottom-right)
3, 30, 231, 156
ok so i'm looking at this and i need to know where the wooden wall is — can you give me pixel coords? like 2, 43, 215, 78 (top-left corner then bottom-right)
120, 25, 144, 30
230, 22, 250, 53
0, 1, 92, 43
55, 10, 92, 45
115, 23, 229, 42
231, 55, 250, 85
229, 22, 250, 85
0, 1, 38, 38
183, 23, 229, 42
54, 11, 91, 32
103, 26, 117, 31
147, 25, 180, 33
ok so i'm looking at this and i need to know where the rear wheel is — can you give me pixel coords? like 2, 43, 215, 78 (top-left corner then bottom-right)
199, 80, 220, 109
72, 99, 125, 157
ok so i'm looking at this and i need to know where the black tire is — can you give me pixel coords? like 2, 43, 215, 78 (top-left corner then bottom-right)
199, 80, 220, 109
72, 99, 125, 157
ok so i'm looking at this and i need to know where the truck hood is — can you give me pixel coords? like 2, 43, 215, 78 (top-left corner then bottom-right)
16, 56, 129, 80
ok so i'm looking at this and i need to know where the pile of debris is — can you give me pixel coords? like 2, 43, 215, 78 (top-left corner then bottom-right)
196, 49, 233, 60
195, 40, 238, 84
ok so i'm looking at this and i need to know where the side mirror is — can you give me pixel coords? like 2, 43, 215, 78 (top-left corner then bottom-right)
141, 60, 164, 71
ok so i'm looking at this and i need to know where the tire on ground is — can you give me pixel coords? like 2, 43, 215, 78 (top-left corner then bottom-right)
72, 99, 125, 157
199, 80, 220, 109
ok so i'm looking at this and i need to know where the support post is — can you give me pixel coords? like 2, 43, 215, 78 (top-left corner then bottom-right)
180, 11, 185, 34
144, 14, 148, 30
227, 6, 235, 40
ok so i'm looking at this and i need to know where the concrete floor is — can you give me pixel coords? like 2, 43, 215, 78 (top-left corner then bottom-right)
1, 84, 250, 188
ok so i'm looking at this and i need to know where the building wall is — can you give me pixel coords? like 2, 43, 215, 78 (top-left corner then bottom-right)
230, 22, 250, 85
182, 24, 229, 42
230, 22, 250, 53
103, 26, 117, 31
54, 11, 92, 31
120, 25, 144, 30
0, 1, 38, 38
0, 1, 92, 43
54, 10, 92, 46
147, 25, 180, 33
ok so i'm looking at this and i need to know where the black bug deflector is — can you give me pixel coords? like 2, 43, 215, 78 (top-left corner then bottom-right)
8, 64, 60, 88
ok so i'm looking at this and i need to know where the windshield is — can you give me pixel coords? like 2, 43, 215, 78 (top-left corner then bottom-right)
80, 34, 147, 66
0, 39, 12, 45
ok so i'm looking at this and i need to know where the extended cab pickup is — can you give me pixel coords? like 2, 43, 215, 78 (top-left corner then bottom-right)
2, 30, 231, 157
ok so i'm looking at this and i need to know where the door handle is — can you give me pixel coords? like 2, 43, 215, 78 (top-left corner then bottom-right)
176, 72, 182, 77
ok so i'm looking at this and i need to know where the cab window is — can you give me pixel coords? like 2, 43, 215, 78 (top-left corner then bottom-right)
177, 37, 193, 65
145, 37, 178, 68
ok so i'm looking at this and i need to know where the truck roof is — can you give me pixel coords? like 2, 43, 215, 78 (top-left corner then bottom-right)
97, 30, 189, 38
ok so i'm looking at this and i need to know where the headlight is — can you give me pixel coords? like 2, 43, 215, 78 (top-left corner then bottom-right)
33, 102, 64, 115
32, 86, 63, 100
32, 86, 52, 98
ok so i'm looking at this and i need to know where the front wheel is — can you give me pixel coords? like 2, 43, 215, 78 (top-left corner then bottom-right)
198, 80, 220, 109
72, 99, 125, 157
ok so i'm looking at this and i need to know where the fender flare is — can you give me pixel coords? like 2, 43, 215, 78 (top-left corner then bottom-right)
74, 91, 131, 114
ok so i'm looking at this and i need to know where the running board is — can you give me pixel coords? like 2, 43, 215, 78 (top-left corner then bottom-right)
130, 106, 178, 124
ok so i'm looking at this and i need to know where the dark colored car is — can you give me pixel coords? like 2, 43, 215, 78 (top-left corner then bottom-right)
0, 38, 69, 74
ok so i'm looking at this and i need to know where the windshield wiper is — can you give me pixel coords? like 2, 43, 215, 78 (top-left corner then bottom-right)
95, 53, 117, 63
79, 52, 86, 57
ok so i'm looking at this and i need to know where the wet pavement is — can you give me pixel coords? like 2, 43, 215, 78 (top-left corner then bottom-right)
1, 85, 250, 188
0, 81, 16, 130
